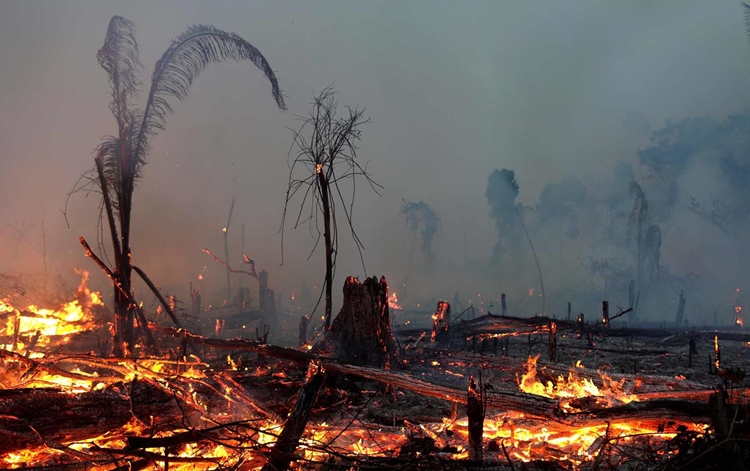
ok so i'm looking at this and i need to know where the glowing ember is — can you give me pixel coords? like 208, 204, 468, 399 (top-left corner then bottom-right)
388, 292, 402, 310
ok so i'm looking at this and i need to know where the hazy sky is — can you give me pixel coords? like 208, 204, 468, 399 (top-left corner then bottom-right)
1, 1, 749, 309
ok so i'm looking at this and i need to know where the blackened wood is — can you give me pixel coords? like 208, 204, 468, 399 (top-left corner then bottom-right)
314, 276, 396, 368
501, 293, 507, 316
602, 301, 609, 328
298, 315, 309, 346
431, 301, 451, 343
675, 290, 686, 327
262, 363, 325, 471
467, 376, 484, 462
548, 321, 557, 362
0, 380, 199, 455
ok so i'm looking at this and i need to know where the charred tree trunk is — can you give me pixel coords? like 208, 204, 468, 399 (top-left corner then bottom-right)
319, 172, 334, 331
431, 301, 451, 343
314, 276, 397, 368
467, 375, 485, 462
675, 290, 686, 327
548, 321, 557, 362
262, 362, 325, 471
501, 293, 507, 316
602, 301, 609, 328
298, 315, 309, 346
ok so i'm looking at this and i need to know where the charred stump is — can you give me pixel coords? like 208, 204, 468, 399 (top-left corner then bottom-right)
431, 301, 451, 344
467, 375, 485, 462
314, 276, 397, 368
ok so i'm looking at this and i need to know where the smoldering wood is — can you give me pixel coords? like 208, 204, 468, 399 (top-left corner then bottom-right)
602, 301, 609, 328
467, 376, 484, 462
431, 301, 451, 343
313, 276, 397, 368
0, 380, 201, 455
548, 321, 557, 362
261, 363, 325, 471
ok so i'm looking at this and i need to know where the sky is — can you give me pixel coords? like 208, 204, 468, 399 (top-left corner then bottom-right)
1, 1, 749, 317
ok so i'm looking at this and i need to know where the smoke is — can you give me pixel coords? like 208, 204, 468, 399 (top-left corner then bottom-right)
485, 169, 521, 265
1, 1, 750, 325
401, 201, 440, 269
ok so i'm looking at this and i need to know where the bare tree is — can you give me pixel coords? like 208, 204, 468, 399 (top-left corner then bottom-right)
281, 86, 379, 331
628, 181, 649, 320
82, 16, 286, 356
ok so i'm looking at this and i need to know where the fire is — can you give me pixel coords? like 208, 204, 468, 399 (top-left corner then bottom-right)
388, 292, 402, 310
1, 271, 102, 354
518, 355, 638, 410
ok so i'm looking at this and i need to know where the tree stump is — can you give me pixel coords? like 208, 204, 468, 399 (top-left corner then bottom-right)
431, 301, 451, 343
314, 276, 397, 368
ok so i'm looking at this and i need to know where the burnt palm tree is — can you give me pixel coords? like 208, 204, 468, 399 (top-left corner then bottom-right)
85, 16, 286, 356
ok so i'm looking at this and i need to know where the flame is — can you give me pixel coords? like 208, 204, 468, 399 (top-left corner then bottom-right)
1, 271, 101, 353
518, 355, 638, 410
388, 292, 402, 310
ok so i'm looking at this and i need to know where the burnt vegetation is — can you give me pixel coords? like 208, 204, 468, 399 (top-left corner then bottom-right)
4, 6, 750, 471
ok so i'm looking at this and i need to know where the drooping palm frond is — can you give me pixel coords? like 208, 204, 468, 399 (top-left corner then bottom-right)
133, 24, 288, 173
96, 16, 142, 213
743, 3, 750, 44
97, 16, 142, 126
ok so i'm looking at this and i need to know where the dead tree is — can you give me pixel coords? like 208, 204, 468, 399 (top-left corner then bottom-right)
602, 301, 610, 328
314, 276, 396, 368
77, 16, 285, 356
675, 290, 686, 327
222, 196, 235, 303
281, 86, 378, 331
467, 375, 486, 462
548, 321, 557, 362
431, 301, 451, 343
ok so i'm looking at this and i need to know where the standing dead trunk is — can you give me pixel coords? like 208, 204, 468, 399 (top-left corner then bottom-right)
467, 375, 485, 462
319, 172, 334, 331
431, 301, 451, 343
548, 321, 557, 362
223, 197, 235, 304
602, 301, 610, 328
314, 276, 396, 368
501, 293, 507, 316
298, 315, 309, 346
675, 290, 686, 327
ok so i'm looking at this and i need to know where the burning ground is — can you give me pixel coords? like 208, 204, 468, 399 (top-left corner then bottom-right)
0, 276, 747, 470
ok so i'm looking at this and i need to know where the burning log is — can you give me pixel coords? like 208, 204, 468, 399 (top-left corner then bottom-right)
431, 301, 450, 343
314, 276, 397, 368
0, 379, 201, 455
261, 362, 325, 471
602, 301, 609, 328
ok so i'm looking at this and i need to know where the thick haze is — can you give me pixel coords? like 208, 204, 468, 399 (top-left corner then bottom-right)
1, 1, 750, 322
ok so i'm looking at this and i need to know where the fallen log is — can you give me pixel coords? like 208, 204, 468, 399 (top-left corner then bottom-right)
158, 327, 719, 426
0, 379, 202, 455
